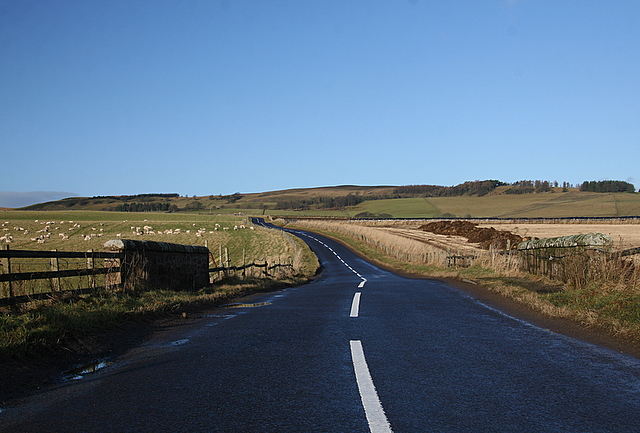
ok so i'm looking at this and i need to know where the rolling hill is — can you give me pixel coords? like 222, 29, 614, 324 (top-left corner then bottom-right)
16, 183, 640, 219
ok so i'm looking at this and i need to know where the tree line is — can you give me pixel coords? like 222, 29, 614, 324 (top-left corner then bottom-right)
114, 202, 179, 212
394, 180, 506, 197
580, 180, 636, 193
274, 194, 365, 211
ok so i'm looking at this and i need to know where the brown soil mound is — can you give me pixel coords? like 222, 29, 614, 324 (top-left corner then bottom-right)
419, 221, 529, 250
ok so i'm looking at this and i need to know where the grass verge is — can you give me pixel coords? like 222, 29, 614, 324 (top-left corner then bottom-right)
0, 276, 310, 361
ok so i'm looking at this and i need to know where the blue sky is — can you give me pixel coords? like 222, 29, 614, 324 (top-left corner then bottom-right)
1, 1, 639, 206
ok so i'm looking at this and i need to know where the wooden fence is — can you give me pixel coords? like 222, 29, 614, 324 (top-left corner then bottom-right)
0, 243, 295, 306
515, 233, 640, 283
0, 246, 122, 306
209, 261, 294, 279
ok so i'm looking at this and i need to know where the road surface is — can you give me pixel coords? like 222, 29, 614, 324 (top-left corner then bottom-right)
1, 221, 639, 432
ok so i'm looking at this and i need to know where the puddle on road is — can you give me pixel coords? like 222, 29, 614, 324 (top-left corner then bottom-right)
221, 302, 271, 308
205, 314, 236, 319
63, 359, 114, 381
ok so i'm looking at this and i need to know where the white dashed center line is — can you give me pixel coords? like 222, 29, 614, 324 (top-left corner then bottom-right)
350, 340, 393, 433
350, 292, 362, 317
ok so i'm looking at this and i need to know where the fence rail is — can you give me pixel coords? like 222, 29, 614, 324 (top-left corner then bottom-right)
0, 266, 117, 283
0, 250, 124, 260
0, 246, 123, 306
209, 261, 293, 275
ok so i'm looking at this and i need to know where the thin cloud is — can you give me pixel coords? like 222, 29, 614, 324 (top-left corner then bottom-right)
0, 191, 79, 208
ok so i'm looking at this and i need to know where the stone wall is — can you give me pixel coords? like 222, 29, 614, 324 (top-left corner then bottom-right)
104, 239, 210, 291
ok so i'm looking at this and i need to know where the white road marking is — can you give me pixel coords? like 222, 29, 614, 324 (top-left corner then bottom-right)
299, 230, 366, 283
350, 292, 362, 317
350, 340, 393, 433
358, 279, 366, 288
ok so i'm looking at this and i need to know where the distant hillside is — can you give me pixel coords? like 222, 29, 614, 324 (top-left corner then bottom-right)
18, 180, 639, 219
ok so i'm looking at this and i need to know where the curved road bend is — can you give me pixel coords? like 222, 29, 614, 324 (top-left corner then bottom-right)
1, 220, 639, 432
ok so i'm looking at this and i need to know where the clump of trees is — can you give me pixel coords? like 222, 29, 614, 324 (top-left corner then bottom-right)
275, 194, 364, 211
394, 180, 506, 197
93, 193, 179, 201
114, 202, 178, 212
580, 180, 636, 193
504, 180, 552, 194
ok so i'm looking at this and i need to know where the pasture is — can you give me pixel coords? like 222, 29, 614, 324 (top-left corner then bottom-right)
0, 211, 289, 263
0, 210, 316, 299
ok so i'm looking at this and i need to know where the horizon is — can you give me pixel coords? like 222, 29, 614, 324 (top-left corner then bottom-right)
2, 1, 639, 200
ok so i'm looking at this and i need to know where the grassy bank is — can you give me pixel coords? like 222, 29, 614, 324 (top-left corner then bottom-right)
286, 219, 640, 345
0, 277, 311, 360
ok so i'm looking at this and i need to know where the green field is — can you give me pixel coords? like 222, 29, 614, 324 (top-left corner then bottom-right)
347, 198, 440, 218
0, 210, 304, 263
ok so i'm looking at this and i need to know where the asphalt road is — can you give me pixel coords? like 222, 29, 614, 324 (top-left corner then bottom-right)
1, 221, 640, 432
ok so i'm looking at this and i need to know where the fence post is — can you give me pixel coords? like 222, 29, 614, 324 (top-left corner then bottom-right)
242, 248, 246, 278
1, 244, 12, 298
86, 249, 96, 289
50, 249, 61, 292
